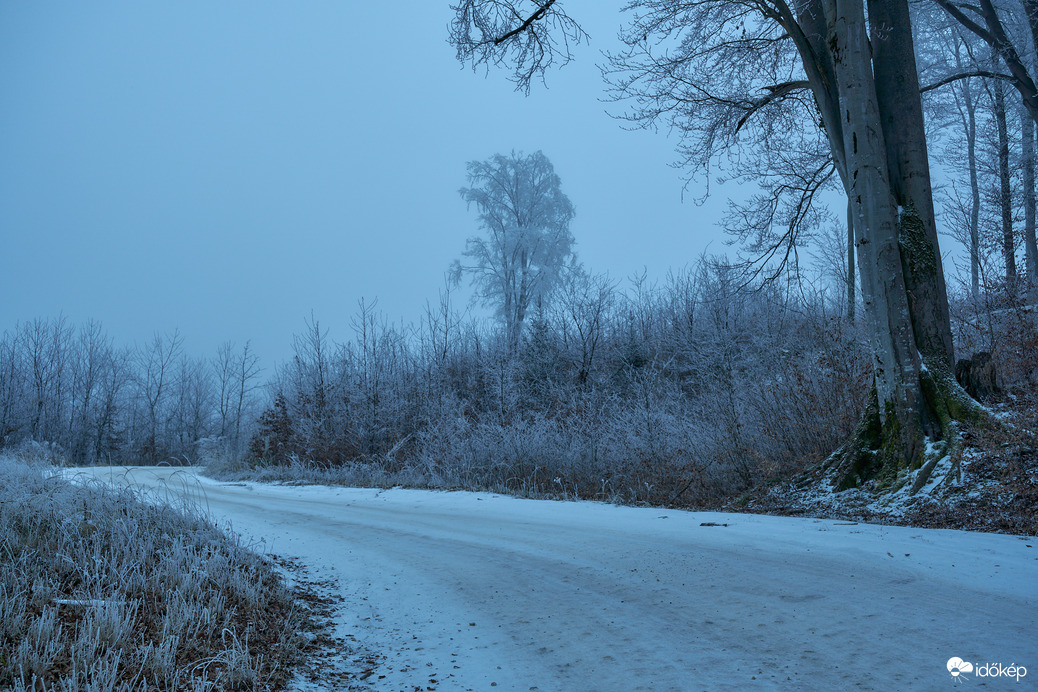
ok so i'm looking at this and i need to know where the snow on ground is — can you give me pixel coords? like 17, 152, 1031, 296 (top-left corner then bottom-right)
72, 466, 1036, 691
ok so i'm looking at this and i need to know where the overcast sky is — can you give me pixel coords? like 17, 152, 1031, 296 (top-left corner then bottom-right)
1, 1, 739, 367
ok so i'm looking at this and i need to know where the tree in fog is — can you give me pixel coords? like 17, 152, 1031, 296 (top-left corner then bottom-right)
215, 340, 262, 459
454, 150, 575, 353
934, 0, 1038, 284
67, 321, 113, 464
24, 317, 73, 443
286, 316, 335, 461
134, 330, 183, 462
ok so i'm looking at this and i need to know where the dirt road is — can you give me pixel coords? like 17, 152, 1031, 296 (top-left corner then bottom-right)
74, 466, 1037, 691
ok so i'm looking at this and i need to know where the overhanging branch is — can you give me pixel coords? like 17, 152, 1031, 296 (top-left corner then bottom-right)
920, 70, 1013, 93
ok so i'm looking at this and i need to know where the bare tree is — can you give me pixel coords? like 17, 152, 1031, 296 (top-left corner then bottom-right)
91, 347, 130, 464
556, 262, 616, 386
0, 331, 26, 446
215, 341, 237, 439
135, 330, 183, 462
990, 71, 1019, 284
450, 0, 589, 91
22, 317, 73, 444
287, 315, 334, 461
951, 37, 987, 296
934, 0, 1038, 286
454, 150, 576, 353
811, 213, 857, 316
215, 340, 262, 459
67, 321, 112, 464
1022, 103, 1038, 282
171, 355, 214, 459
934, 0, 1038, 122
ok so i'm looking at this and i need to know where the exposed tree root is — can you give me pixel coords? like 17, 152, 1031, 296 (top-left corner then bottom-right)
825, 367, 990, 493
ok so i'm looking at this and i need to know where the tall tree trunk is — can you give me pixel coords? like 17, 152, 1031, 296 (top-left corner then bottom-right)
1023, 108, 1038, 286
993, 78, 1018, 285
790, 0, 857, 320
847, 198, 856, 320
1023, 0, 1038, 286
792, 0, 847, 182
966, 79, 982, 297
827, 0, 929, 464
950, 39, 982, 296
867, 0, 954, 372
817, 0, 983, 489
747, 0, 982, 488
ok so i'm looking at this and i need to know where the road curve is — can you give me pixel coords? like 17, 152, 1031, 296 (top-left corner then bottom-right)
73, 467, 1037, 691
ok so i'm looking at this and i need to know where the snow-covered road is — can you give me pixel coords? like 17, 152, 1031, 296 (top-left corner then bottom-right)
74, 467, 1036, 691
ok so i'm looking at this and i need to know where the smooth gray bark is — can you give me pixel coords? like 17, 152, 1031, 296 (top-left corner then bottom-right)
868, 0, 955, 372
993, 78, 1017, 284
847, 198, 856, 320
826, 0, 927, 453
1022, 106, 1038, 285
791, 0, 848, 183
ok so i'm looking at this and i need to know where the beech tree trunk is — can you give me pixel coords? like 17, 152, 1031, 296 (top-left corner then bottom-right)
847, 199, 856, 320
1023, 106, 1038, 285
791, 0, 856, 319
826, 0, 929, 465
993, 78, 1018, 285
701, 0, 983, 488
867, 0, 954, 371
966, 80, 982, 297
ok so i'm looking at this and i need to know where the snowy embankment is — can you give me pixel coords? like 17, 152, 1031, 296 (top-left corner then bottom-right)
74, 466, 1036, 691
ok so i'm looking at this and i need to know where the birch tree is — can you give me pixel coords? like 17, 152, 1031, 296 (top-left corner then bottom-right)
454, 150, 575, 353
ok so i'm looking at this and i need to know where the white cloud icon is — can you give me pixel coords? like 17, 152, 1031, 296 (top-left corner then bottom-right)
947, 658, 974, 677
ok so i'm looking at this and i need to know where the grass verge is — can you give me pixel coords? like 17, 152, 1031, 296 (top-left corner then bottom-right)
0, 456, 310, 691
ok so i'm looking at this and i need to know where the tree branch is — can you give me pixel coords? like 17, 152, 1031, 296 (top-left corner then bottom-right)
736, 80, 812, 132
932, 0, 992, 42
493, 0, 556, 45
920, 69, 1013, 93
935, 0, 1038, 123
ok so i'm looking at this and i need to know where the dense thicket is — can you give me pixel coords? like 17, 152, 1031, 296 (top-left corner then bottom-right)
241, 263, 871, 503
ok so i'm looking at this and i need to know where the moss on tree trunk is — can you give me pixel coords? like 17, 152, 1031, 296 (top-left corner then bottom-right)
830, 366, 987, 492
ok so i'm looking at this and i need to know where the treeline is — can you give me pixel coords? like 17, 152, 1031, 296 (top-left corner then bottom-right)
0, 319, 260, 466
1, 262, 1034, 504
